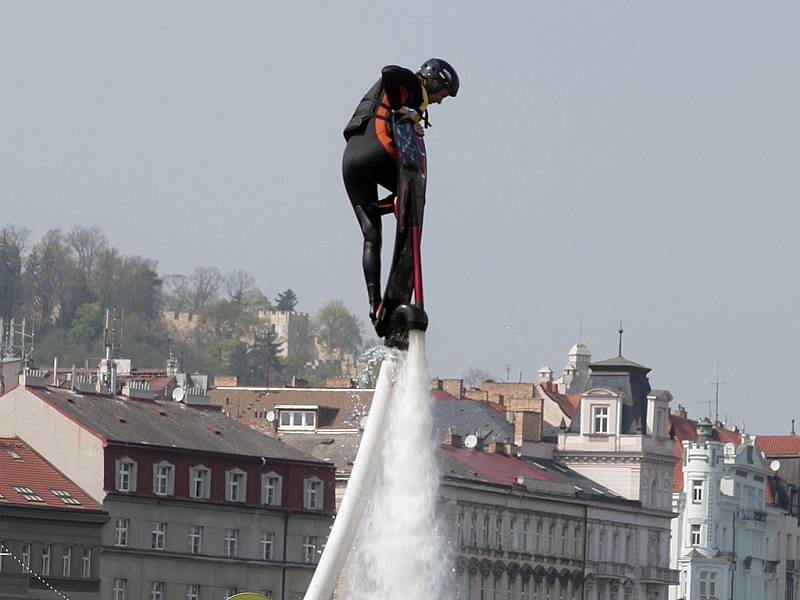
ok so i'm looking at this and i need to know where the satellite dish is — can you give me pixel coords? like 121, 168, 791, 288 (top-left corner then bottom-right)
359, 416, 368, 429
770, 459, 781, 472
266, 410, 276, 422
172, 387, 186, 402
464, 434, 478, 449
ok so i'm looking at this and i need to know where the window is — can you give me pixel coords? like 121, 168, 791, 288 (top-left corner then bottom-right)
598, 529, 605, 560
21, 543, 31, 572
41, 544, 51, 575
261, 532, 275, 560
535, 520, 542, 552
187, 585, 200, 600
224, 588, 238, 599
592, 406, 609, 433
52, 489, 81, 505
116, 458, 137, 492
492, 574, 499, 600
302, 536, 317, 563
224, 529, 239, 557
562, 525, 568, 555
262, 472, 282, 506
690, 524, 702, 546
13, 486, 43, 502
113, 578, 127, 600
152, 522, 166, 550
190, 466, 211, 499
304, 477, 323, 510
151, 581, 164, 600
153, 461, 174, 496
574, 526, 581, 557
114, 519, 129, 546
482, 514, 490, 547
692, 480, 704, 502
523, 519, 529, 552
496, 515, 503, 550
509, 517, 517, 551
226, 469, 246, 502
521, 579, 528, 600
480, 574, 486, 600
82, 548, 92, 578
279, 410, 316, 431
699, 570, 717, 599
62, 545, 71, 576
189, 526, 203, 554
457, 512, 465, 545
548, 524, 555, 553
507, 577, 513, 600
626, 532, 633, 563
470, 513, 477, 546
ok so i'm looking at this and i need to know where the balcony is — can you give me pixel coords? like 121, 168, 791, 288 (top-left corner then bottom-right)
585, 560, 630, 577
764, 560, 779, 574
639, 566, 680, 584
738, 509, 767, 522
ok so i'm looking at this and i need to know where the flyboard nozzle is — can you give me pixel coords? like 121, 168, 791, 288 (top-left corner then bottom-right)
384, 304, 428, 350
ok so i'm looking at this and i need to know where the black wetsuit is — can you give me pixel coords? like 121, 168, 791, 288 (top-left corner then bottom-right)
342, 65, 427, 309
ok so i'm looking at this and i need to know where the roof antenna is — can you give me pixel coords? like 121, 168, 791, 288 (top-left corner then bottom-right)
709, 350, 725, 424
578, 318, 583, 344
617, 320, 624, 357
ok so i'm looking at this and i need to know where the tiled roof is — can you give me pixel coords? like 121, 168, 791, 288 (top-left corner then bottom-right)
538, 383, 580, 419
440, 447, 624, 500
0, 438, 101, 511
25, 387, 322, 463
277, 433, 361, 476
754, 435, 800, 457
209, 387, 374, 430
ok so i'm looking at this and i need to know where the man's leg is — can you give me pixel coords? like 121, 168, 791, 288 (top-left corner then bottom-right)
353, 203, 383, 317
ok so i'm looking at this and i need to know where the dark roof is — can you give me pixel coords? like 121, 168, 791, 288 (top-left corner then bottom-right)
568, 354, 653, 435
0, 438, 102, 510
27, 387, 322, 463
589, 356, 650, 372
276, 433, 361, 476
433, 397, 514, 445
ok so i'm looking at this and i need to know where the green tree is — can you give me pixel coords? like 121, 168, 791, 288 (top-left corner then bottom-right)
233, 327, 283, 386
67, 302, 104, 347
0, 225, 27, 318
313, 300, 363, 360
274, 288, 298, 311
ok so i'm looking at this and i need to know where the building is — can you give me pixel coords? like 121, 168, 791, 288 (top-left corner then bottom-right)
669, 413, 800, 600
557, 353, 679, 598
0, 437, 108, 600
0, 375, 336, 600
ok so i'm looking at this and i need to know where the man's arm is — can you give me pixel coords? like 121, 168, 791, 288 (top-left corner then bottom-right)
381, 65, 421, 110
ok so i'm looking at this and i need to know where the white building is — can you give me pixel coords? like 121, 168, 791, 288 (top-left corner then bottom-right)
669, 416, 800, 600
557, 354, 679, 599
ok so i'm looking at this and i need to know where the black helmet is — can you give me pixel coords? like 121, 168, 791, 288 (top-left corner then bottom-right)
418, 58, 459, 97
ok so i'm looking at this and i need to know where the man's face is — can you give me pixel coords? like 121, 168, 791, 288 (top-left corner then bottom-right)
428, 88, 451, 105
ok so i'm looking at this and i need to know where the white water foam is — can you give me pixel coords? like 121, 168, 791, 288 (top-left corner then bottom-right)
346, 330, 453, 600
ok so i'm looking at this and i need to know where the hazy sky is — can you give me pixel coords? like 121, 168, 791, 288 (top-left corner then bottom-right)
2, 2, 798, 432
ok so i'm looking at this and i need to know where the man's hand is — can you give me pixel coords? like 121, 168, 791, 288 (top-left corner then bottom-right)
394, 107, 424, 137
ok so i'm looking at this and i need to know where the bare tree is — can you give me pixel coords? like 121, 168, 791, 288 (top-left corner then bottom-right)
190, 267, 221, 312
463, 367, 493, 389
66, 225, 107, 281
223, 269, 255, 304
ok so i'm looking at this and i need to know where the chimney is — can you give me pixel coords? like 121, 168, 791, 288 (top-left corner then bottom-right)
443, 430, 463, 447
673, 404, 687, 419
487, 441, 507, 455
514, 410, 543, 446
431, 378, 444, 391
442, 378, 464, 399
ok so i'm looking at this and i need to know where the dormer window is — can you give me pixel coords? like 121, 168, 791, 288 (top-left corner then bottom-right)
153, 461, 175, 496
116, 458, 137, 493
304, 476, 323, 510
226, 469, 247, 502
279, 410, 316, 431
592, 406, 609, 434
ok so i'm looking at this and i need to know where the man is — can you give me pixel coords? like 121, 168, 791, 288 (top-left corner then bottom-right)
342, 58, 459, 329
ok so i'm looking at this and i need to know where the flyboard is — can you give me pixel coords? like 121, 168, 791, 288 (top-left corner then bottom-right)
302, 115, 429, 600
